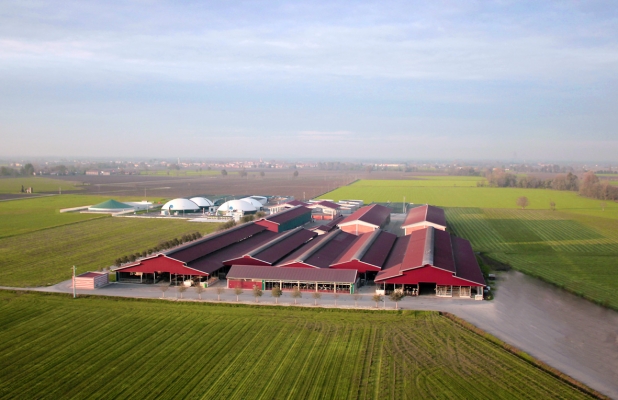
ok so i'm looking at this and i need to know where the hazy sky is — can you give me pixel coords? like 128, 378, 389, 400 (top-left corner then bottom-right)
1, 1, 617, 161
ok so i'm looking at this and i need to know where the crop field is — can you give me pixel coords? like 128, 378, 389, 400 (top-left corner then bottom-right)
0, 177, 83, 194
0, 218, 218, 287
323, 180, 618, 219
0, 292, 595, 399
0, 195, 147, 239
445, 208, 618, 309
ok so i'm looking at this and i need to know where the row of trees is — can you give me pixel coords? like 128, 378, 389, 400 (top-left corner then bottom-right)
0, 163, 35, 177
114, 231, 203, 266
484, 170, 618, 201
206, 286, 405, 308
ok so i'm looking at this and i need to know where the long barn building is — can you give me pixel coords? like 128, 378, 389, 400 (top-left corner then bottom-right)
113, 204, 485, 298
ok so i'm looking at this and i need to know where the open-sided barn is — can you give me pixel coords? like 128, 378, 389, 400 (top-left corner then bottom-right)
374, 227, 485, 298
227, 265, 358, 293
401, 204, 447, 235
329, 230, 397, 274
337, 204, 391, 234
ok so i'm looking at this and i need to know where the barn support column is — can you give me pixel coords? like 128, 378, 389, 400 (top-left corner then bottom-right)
315, 282, 318, 292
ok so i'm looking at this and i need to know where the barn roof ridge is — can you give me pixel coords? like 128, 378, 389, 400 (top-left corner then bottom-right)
246, 227, 304, 257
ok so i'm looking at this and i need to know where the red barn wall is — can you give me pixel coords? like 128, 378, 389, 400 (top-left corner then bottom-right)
340, 224, 375, 235
228, 279, 261, 289
380, 265, 481, 286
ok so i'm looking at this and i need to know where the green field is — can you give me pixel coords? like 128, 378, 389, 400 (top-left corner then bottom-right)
446, 208, 618, 308
0, 195, 154, 239
0, 292, 595, 399
0, 177, 82, 194
0, 218, 218, 287
324, 180, 618, 219
323, 180, 618, 309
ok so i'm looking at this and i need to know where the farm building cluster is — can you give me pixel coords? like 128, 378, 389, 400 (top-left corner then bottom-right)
112, 201, 485, 299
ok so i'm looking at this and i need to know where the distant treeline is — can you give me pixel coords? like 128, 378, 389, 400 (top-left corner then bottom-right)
481, 169, 618, 201
0, 164, 35, 177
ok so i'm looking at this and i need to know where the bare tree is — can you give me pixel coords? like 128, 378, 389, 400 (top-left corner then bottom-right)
333, 292, 340, 307
291, 287, 302, 304
353, 293, 361, 307
372, 294, 383, 308
389, 291, 405, 310
160, 285, 169, 299
177, 285, 187, 299
516, 196, 529, 210
293, 170, 299, 178
601, 201, 607, 211
271, 286, 283, 304
549, 200, 556, 211
194, 284, 204, 300
312, 291, 321, 306
216, 287, 225, 301
234, 287, 243, 302
252, 286, 263, 303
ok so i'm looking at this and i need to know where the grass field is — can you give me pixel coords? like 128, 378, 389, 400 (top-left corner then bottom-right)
323, 180, 618, 309
445, 208, 618, 309
323, 180, 618, 219
0, 195, 154, 239
0, 177, 83, 194
0, 218, 218, 287
0, 292, 596, 399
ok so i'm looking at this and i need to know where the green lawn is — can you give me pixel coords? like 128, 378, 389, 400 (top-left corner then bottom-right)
0, 218, 218, 287
0, 292, 595, 399
0, 177, 83, 194
0, 195, 151, 239
324, 180, 618, 219
446, 208, 618, 309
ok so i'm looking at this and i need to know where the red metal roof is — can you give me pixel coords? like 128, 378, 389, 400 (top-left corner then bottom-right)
261, 205, 312, 225
227, 265, 357, 284
276, 230, 356, 268
452, 237, 485, 285
338, 204, 391, 228
166, 223, 266, 263
313, 215, 345, 233
402, 205, 447, 228
375, 227, 484, 285
223, 228, 317, 265
311, 200, 341, 209
187, 230, 278, 274
331, 230, 397, 269
361, 230, 397, 268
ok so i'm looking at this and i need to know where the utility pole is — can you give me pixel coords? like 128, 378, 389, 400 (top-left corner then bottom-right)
403, 196, 405, 214
72, 266, 76, 298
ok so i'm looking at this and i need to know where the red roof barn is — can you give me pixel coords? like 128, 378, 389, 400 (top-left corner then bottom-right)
401, 205, 447, 235
337, 204, 391, 235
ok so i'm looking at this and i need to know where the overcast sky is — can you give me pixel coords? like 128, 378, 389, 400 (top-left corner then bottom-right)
1, 1, 617, 161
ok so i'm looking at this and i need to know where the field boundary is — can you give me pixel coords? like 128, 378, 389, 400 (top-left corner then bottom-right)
440, 312, 608, 400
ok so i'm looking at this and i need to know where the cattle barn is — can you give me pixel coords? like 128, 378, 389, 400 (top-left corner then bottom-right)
255, 205, 312, 232
374, 227, 485, 298
337, 204, 391, 235
72, 272, 109, 289
401, 204, 447, 235
227, 265, 358, 294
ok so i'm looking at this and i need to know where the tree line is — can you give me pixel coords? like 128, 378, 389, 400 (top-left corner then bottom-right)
114, 231, 203, 267
481, 169, 617, 201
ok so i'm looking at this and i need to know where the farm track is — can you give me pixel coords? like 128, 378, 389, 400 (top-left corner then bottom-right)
0, 292, 597, 399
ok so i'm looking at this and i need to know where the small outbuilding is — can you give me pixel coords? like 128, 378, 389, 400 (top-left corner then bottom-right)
72, 272, 109, 289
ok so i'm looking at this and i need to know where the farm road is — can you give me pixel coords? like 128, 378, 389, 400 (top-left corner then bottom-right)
5, 270, 617, 398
